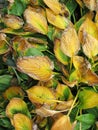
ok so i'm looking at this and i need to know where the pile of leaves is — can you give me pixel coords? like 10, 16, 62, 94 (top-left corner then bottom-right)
0, 0, 98, 130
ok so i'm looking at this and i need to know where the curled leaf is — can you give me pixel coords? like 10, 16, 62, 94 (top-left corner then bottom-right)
3, 86, 24, 100
46, 8, 69, 29
24, 6, 48, 34
6, 98, 30, 119
26, 86, 55, 105
61, 26, 80, 57
54, 38, 69, 65
3, 15, 24, 29
13, 113, 32, 130
51, 115, 72, 130
17, 56, 54, 81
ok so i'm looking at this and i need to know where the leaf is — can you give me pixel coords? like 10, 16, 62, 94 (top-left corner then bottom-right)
82, 32, 98, 59
46, 8, 69, 29
54, 38, 69, 65
35, 106, 70, 117
43, 0, 68, 15
0, 75, 12, 92
3, 15, 24, 29
51, 115, 72, 130
76, 114, 96, 125
78, 18, 98, 44
26, 86, 55, 105
6, 98, 31, 119
24, 6, 48, 34
60, 26, 80, 57
3, 86, 24, 100
75, 0, 84, 7
78, 88, 98, 109
83, 0, 98, 11
0, 33, 9, 55
56, 83, 73, 101
17, 56, 54, 81
8, 0, 29, 16
13, 113, 32, 130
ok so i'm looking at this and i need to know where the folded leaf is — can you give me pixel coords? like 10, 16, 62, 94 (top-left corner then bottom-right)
51, 115, 72, 130
3, 15, 24, 29
54, 38, 69, 65
26, 86, 55, 105
61, 26, 80, 57
46, 8, 69, 29
3, 86, 24, 100
17, 56, 54, 81
78, 88, 98, 109
13, 113, 32, 130
6, 98, 30, 119
24, 7, 48, 34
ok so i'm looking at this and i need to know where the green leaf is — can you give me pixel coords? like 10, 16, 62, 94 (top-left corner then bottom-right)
8, 0, 29, 16
74, 122, 93, 130
76, 114, 96, 125
0, 75, 12, 92
24, 48, 44, 56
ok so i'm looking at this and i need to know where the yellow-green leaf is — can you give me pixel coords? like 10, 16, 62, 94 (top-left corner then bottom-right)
54, 38, 69, 65
3, 86, 24, 100
6, 98, 30, 119
24, 6, 48, 34
26, 86, 55, 105
13, 113, 32, 130
17, 56, 54, 81
60, 26, 80, 57
46, 8, 69, 29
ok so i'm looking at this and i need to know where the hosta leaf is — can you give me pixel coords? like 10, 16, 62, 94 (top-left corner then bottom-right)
78, 88, 98, 109
82, 32, 98, 59
0, 33, 9, 55
43, 0, 68, 15
3, 15, 24, 29
61, 26, 80, 57
17, 56, 54, 81
56, 83, 73, 101
46, 8, 69, 29
54, 38, 69, 65
24, 7, 48, 34
3, 86, 24, 100
26, 86, 55, 105
83, 0, 98, 11
51, 115, 72, 130
13, 113, 32, 130
6, 98, 30, 119
78, 18, 98, 44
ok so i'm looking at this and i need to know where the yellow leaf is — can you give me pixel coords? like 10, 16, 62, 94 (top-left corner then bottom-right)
43, 0, 68, 15
3, 15, 24, 29
24, 6, 48, 34
61, 26, 80, 57
46, 8, 69, 29
6, 98, 30, 119
83, 0, 98, 11
78, 18, 98, 44
75, 0, 84, 7
51, 115, 72, 130
13, 113, 32, 130
82, 32, 98, 59
3, 86, 24, 100
26, 86, 55, 105
17, 56, 54, 81
54, 39, 69, 65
